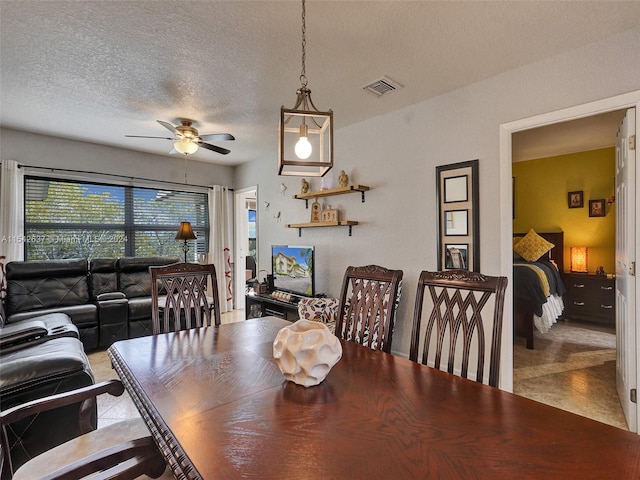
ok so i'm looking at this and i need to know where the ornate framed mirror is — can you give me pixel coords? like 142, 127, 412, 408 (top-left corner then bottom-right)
436, 159, 479, 271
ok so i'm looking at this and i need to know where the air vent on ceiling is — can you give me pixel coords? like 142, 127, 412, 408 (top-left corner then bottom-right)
362, 76, 402, 97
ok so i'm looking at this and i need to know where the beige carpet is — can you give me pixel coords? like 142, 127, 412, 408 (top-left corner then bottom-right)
514, 320, 628, 430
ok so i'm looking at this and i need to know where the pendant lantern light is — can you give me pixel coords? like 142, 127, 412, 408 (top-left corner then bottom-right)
278, 0, 333, 177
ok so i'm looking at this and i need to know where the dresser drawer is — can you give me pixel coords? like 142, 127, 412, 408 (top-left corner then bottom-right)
564, 274, 615, 324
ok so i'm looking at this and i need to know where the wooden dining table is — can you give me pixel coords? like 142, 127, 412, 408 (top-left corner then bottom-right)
108, 317, 640, 479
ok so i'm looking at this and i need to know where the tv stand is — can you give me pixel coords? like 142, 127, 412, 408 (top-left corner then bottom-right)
245, 293, 300, 321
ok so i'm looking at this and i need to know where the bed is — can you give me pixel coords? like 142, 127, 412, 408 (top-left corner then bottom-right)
513, 231, 566, 349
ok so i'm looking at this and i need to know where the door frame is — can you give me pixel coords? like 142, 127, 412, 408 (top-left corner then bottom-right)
499, 90, 640, 396
234, 186, 258, 312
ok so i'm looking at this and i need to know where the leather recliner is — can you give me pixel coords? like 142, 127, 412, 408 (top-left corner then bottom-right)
116, 256, 179, 338
0, 329, 95, 471
4, 259, 99, 350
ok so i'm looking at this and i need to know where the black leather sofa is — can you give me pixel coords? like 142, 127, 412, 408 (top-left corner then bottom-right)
89, 256, 180, 346
3, 256, 179, 351
0, 302, 95, 471
4, 259, 100, 350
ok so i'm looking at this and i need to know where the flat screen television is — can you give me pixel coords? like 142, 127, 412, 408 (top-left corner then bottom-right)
271, 245, 315, 297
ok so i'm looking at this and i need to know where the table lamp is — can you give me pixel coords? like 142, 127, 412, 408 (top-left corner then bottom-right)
570, 246, 588, 273
175, 221, 197, 263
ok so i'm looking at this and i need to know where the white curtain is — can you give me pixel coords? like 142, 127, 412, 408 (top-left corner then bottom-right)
0, 160, 24, 299
208, 185, 233, 313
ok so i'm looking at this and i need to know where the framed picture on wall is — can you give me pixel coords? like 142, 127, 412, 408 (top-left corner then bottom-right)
568, 191, 584, 208
589, 199, 606, 217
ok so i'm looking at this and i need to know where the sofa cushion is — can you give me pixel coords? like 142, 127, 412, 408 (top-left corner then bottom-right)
5, 259, 90, 315
116, 256, 179, 299
126, 296, 152, 321
89, 258, 118, 299
8, 304, 97, 328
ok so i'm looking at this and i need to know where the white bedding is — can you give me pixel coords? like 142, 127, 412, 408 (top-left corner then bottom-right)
534, 294, 564, 334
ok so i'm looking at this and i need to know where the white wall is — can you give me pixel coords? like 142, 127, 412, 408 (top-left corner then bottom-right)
3, 25, 639, 386
235, 26, 640, 364
0, 128, 235, 188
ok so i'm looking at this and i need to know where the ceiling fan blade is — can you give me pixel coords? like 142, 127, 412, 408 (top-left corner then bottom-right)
157, 120, 178, 135
198, 142, 231, 155
199, 133, 235, 141
125, 135, 173, 140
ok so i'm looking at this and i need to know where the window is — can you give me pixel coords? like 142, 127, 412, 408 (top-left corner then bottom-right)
24, 177, 209, 261
248, 209, 256, 258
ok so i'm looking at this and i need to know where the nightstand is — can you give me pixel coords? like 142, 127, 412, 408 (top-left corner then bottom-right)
563, 273, 615, 325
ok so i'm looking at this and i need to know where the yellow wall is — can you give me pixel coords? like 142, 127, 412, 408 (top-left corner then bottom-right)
513, 148, 615, 274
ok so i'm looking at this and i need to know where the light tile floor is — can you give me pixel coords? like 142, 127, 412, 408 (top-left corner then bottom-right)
513, 319, 628, 430
89, 309, 246, 428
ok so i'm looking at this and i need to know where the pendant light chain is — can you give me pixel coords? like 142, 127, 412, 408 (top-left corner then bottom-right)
300, 0, 307, 87
278, 0, 333, 177
184, 156, 187, 185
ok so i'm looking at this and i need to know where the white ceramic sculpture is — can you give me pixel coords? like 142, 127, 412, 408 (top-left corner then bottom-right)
273, 319, 343, 387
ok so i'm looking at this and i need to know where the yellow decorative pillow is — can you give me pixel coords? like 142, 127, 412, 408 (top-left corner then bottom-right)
513, 229, 554, 262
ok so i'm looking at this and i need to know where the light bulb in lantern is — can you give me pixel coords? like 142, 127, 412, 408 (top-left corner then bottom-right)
294, 123, 312, 159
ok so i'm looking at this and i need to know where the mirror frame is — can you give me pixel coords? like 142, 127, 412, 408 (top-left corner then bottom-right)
436, 159, 479, 271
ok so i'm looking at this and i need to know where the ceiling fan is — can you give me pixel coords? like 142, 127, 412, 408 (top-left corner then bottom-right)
126, 119, 235, 155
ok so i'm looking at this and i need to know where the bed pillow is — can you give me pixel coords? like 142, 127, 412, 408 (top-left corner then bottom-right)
513, 229, 554, 262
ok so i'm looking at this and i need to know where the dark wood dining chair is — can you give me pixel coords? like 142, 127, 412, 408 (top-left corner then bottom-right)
335, 265, 403, 353
409, 270, 508, 387
1, 380, 168, 480
150, 262, 221, 335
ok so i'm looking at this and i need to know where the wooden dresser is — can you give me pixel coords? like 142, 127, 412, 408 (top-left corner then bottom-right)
563, 273, 615, 325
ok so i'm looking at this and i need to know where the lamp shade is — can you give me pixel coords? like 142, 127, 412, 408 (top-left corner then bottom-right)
174, 138, 199, 155
570, 246, 588, 273
175, 221, 197, 240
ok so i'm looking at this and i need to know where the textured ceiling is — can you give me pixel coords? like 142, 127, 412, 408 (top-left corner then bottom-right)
2, 1, 640, 166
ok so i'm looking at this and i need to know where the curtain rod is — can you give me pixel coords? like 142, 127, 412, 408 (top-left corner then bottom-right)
18, 164, 233, 191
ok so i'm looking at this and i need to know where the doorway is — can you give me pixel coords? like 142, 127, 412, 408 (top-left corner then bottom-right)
234, 186, 257, 314
511, 122, 624, 428
499, 91, 640, 432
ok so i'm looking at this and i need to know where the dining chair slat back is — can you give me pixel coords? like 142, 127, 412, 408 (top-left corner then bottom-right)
409, 269, 508, 387
335, 265, 403, 353
150, 262, 221, 335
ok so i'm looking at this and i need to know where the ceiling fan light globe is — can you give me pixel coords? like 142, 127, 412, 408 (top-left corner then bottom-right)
294, 136, 312, 159
174, 138, 198, 155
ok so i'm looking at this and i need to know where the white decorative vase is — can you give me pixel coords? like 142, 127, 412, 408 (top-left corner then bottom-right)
273, 319, 343, 387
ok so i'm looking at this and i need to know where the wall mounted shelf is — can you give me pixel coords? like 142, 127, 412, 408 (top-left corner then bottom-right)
288, 184, 370, 236
286, 220, 358, 237
294, 184, 370, 208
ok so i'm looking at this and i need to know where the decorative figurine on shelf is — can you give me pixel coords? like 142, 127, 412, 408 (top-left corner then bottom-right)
310, 199, 321, 223
596, 266, 605, 276
338, 170, 349, 188
320, 175, 330, 190
300, 178, 309, 194
321, 205, 338, 223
